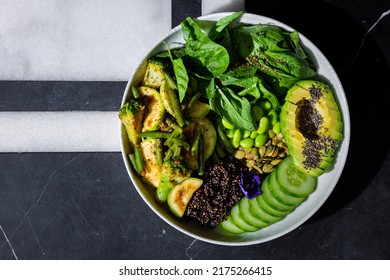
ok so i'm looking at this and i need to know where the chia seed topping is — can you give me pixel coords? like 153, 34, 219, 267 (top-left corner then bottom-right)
309, 85, 323, 102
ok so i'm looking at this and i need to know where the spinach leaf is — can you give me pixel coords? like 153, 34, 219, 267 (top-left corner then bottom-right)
230, 23, 315, 91
208, 11, 243, 41
288, 31, 307, 60
263, 50, 315, 79
181, 17, 229, 77
209, 83, 257, 131
257, 79, 280, 110
219, 75, 260, 103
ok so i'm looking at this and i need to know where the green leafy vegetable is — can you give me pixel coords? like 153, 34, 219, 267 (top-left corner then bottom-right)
167, 47, 189, 103
210, 84, 257, 131
208, 11, 243, 40
230, 23, 315, 91
181, 17, 230, 77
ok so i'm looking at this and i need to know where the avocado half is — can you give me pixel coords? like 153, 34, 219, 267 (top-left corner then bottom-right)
280, 80, 343, 177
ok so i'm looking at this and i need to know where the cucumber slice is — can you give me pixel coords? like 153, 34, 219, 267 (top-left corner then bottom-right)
276, 156, 317, 198
186, 101, 210, 120
167, 177, 203, 218
261, 174, 295, 213
249, 195, 284, 224
183, 117, 217, 161
239, 197, 269, 229
230, 203, 259, 232
220, 215, 245, 234
268, 171, 306, 207
255, 194, 288, 218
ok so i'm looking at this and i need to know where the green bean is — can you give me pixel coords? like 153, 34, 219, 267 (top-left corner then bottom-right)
255, 133, 268, 147
222, 118, 235, 130
191, 128, 201, 158
131, 85, 141, 99
128, 153, 142, 175
134, 145, 144, 173
257, 116, 270, 135
252, 105, 264, 121
268, 110, 279, 125
156, 139, 163, 166
240, 138, 254, 149
198, 136, 205, 176
217, 124, 234, 154
138, 131, 172, 138
250, 131, 258, 139
215, 143, 226, 158
232, 129, 243, 148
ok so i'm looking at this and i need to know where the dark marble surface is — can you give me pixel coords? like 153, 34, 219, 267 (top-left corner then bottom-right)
1, 0, 390, 260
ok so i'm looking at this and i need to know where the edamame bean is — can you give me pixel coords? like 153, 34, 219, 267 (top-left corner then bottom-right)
229, 138, 238, 149
226, 129, 235, 138
252, 105, 264, 121
255, 133, 268, 148
222, 118, 235, 129
268, 110, 279, 125
250, 131, 258, 139
232, 129, 242, 148
243, 130, 251, 138
273, 122, 281, 134
260, 101, 272, 111
240, 138, 255, 149
257, 116, 270, 135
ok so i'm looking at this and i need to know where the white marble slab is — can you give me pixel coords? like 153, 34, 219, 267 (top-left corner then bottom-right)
0, 0, 245, 153
0, 112, 120, 152
0, 0, 171, 81
202, 0, 245, 15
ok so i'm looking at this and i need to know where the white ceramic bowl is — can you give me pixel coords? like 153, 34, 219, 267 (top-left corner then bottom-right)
119, 12, 351, 246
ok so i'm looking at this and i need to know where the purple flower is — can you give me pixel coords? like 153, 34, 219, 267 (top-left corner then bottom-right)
240, 171, 262, 199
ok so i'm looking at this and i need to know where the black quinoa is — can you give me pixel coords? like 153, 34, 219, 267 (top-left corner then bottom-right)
184, 156, 248, 228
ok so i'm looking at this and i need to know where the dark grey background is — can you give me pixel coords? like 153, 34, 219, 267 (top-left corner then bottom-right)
0, 0, 389, 259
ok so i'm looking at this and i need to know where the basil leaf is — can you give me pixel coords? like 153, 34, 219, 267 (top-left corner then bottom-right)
167, 47, 189, 103
172, 58, 188, 103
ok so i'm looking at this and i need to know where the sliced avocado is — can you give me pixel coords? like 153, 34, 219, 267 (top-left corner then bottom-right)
160, 79, 185, 127
167, 177, 203, 218
280, 80, 343, 177
139, 138, 162, 188
138, 86, 165, 132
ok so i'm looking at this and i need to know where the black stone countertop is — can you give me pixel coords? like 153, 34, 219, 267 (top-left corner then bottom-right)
1, 0, 389, 259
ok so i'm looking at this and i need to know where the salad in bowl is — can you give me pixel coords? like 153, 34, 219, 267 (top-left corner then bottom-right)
119, 12, 350, 245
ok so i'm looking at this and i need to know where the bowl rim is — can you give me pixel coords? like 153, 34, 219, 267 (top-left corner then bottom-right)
119, 12, 351, 246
